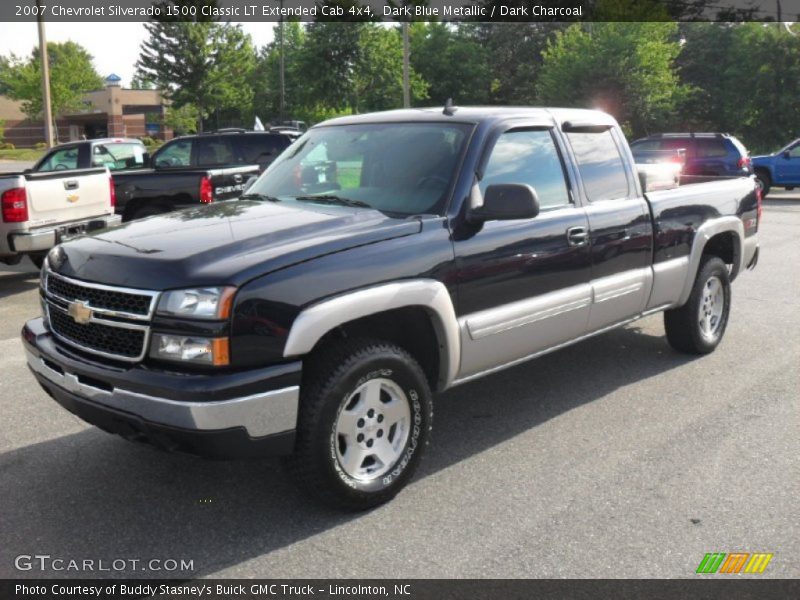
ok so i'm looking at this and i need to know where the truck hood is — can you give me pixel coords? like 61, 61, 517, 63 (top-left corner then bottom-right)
47, 200, 422, 289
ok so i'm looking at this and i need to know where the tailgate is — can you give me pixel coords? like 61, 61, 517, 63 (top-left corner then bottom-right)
25, 168, 112, 226
208, 165, 260, 200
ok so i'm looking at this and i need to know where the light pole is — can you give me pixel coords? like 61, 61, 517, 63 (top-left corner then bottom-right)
36, 0, 54, 147
278, 0, 285, 122
402, 21, 410, 108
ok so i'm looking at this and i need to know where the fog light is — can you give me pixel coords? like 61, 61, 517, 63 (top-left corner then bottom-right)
150, 334, 229, 366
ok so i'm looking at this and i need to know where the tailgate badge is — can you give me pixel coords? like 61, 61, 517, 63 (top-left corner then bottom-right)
66, 194, 80, 203
67, 301, 92, 325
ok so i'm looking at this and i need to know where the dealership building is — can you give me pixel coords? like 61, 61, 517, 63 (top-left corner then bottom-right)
0, 74, 173, 147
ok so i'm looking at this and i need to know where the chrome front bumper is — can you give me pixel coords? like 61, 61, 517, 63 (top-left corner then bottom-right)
25, 347, 299, 439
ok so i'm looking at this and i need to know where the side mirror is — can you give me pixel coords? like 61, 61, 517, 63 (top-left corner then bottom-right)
24, 168, 32, 174
782, 151, 791, 159
468, 184, 540, 223
243, 175, 258, 192
142, 152, 151, 167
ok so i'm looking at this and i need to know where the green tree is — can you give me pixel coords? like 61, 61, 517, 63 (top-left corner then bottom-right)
253, 21, 305, 123
135, 4, 256, 131
0, 41, 103, 123
296, 22, 366, 113
537, 22, 687, 137
410, 23, 490, 106
163, 103, 199, 135
355, 25, 427, 111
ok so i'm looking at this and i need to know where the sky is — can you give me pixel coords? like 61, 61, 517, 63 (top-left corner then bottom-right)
0, 22, 276, 86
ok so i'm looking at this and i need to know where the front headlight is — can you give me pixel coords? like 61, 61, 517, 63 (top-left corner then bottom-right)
156, 287, 235, 319
150, 333, 230, 366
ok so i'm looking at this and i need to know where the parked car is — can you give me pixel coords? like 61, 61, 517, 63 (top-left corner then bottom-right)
751, 138, 800, 196
0, 166, 119, 268
629, 133, 752, 177
112, 130, 296, 221
31, 138, 149, 173
23, 107, 759, 510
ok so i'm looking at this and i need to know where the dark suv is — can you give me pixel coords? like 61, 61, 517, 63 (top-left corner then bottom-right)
630, 133, 752, 177
152, 129, 297, 172
111, 129, 299, 221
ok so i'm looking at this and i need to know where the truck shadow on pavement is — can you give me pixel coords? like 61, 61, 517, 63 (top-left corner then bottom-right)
0, 271, 39, 299
0, 323, 696, 579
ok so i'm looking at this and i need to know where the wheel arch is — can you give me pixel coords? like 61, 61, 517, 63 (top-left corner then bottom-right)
283, 280, 460, 391
678, 216, 743, 306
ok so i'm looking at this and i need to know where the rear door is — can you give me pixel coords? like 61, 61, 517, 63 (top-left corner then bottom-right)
775, 141, 800, 184
563, 126, 654, 332
25, 168, 112, 227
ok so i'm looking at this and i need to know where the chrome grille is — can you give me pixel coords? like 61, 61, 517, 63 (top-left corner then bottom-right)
48, 305, 146, 359
43, 268, 159, 362
45, 270, 158, 320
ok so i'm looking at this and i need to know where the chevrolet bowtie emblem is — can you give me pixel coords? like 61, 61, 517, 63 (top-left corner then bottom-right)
67, 301, 92, 325
66, 194, 79, 203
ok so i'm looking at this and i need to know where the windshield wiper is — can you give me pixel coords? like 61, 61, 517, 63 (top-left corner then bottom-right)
239, 193, 281, 202
294, 194, 372, 209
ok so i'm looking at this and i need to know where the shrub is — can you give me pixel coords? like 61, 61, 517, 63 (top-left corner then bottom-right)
0, 142, 15, 150
34, 142, 48, 150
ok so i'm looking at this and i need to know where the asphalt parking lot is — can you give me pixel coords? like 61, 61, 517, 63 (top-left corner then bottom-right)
1, 190, 797, 580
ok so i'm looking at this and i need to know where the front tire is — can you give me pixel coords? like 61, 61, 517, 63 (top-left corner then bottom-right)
664, 256, 731, 354
754, 169, 771, 196
285, 338, 433, 510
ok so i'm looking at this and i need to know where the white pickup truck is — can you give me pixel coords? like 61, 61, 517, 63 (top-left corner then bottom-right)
0, 166, 120, 268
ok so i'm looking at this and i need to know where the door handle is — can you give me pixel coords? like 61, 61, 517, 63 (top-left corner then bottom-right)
64, 180, 79, 191
567, 226, 588, 247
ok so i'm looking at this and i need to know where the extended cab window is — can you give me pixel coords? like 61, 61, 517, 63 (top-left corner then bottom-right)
480, 129, 570, 209
567, 129, 629, 201
37, 147, 79, 172
154, 140, 192, 168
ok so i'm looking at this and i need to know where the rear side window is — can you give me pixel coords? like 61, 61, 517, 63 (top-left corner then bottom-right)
566, 130, 629, 201
195, 138, 235, 167
696, 138, 728, 158
480, 129, 570, 210
235, 135, 290, 164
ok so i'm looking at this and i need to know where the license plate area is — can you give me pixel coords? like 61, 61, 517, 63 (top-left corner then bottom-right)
57, 220, 105, 242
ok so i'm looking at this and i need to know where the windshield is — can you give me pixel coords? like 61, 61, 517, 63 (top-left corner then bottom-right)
248, 122, 473, 216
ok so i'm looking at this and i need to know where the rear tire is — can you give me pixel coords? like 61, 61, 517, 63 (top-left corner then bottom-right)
285, 338, 433, 511
664, 256, 731, 355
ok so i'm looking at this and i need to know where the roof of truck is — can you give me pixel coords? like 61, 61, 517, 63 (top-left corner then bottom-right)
318, 106, 619, 129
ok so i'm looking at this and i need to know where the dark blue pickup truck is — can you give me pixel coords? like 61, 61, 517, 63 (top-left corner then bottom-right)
22, 107, 760, 510
752, 138, 800, 195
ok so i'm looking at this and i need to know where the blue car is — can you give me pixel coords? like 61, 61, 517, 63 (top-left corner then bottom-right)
752, 139, 800, 196
629, 133, 752, 178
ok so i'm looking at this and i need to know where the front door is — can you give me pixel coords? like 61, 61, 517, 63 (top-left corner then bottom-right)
453, 127, 593, 381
